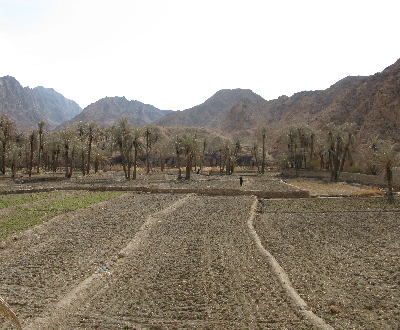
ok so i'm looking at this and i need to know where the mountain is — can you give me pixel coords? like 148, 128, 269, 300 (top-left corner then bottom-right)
216, 58, 400, 142
58, 96, 173, 129
0, 76, 82, 130
216, 76, 367, 138
153, 89, 264, 129
31, 86, 82, 128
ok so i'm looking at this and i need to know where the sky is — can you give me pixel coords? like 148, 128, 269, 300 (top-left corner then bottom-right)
1, 0, 399, 111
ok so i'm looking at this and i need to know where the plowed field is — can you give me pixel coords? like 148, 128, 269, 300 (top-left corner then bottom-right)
1, 173, 399, 329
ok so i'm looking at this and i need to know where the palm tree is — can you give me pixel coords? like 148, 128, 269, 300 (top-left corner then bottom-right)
181, 133, 198, 180
260, 126, 267, 174
28, 129, 37, 178
86, 121, 99, 174
339, 123, 356, 173
0, 114, 15, 174
112, 118, 133, 179
171, 135, 183, 180
132, 127, 143, 180
374, 139, 399, 199
251, 141, 261, 173
59, 127, 75, 178
37, 121, 46, 173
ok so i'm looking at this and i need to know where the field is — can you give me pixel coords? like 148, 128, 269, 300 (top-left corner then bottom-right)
0, 171, 399, 329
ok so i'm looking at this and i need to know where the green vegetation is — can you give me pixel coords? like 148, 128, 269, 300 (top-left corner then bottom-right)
0, 191, 66, 209
0, 191, 124, 240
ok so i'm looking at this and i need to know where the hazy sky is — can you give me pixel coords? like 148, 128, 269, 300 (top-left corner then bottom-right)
1, 0, 399, 111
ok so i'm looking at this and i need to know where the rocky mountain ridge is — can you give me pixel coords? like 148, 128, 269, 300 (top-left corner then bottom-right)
2, 57, 399, 144
215, 58, 400, 142
0, 76, 82, 130
57, 96, 173, 129
153, 89, 264, 129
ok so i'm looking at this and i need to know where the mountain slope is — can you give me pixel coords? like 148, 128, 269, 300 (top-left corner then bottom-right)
216, 76, 367, 137
31, 86, 82, 127
58, 96, 173, 129
217, 58, 400, 142
0, 76, 82, 130
154, 89, 264, 129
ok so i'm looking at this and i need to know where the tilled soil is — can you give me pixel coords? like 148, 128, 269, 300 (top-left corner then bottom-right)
58, 195, 307, 329
1, 191, 312, 330
255, 197, 400, 330
0, 193, 183, 329
1, 173, 398, 329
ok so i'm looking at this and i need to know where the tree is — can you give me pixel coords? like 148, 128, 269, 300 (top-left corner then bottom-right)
326, 122, 357, 181
255, 126, 268, 174
37, 121, 46, 173
171, 135, 183, 180
281, 125, 304, 176
181, 133, 199, 180
0, 115, 15, 174
143, 125, 159, 174
59, 128, 75, 178
112, 118, 134, 179
77, 121, 88, 175
155, 137, 170, 172
28, 130, 37, 178
373, 138, 399, 199
8, 139, 23, 179
251, 141, 261, 173
86, 121, 99, 174
132, 127, 143, 180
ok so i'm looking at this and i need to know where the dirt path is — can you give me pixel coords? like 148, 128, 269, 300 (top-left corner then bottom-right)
1, 193, 316, 329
